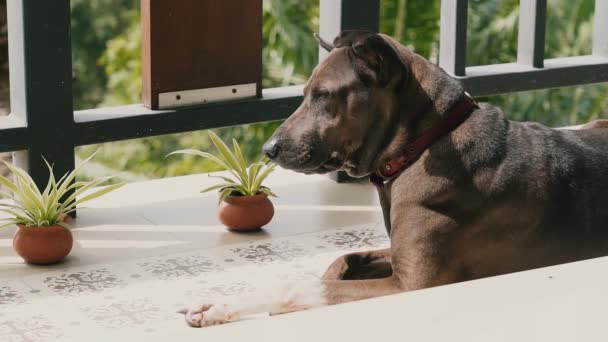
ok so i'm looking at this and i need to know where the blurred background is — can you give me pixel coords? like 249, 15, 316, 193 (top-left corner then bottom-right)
0, 0, 606, 182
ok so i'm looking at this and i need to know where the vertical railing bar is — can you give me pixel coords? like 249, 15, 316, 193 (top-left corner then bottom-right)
593, 0, 608, 57
7, 1, 27, 122
517, 0, 547, 68
6, 0, 76, 210
318, 1, 342, 62
439, 0, 468, 76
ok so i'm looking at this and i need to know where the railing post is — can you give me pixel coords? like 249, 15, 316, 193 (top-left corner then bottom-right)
517, 0, 547, 68
593, 0, 608, 58
319, 0, 380, 182
7, 1, 75, 190
439, 0, 468, 76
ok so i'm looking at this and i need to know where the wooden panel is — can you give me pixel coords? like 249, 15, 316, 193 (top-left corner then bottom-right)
141, 0, 262, 109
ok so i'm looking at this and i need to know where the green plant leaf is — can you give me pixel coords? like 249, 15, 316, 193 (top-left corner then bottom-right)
167, 149, 243, 183
231, 138, 249, 188
56, 221, 70, 229
54, 149, 101, 199
0, 173, 20, 194
58, 176, 117, 212
207, 174, 237, 184
247, 162, 265, 195
208, 131, 246, 182
73, 183, 125, 206
251, 162, 276, 194
41, 158, 56, 199
218, 187, 234, 204
167, 133, 277, 198
200, 183, 236, 193
3, 162, 38, 189
0, 220, 22, 229
258, 186, 278, 197
16, 177, 44, 211
0, 149, 122, 228
167, 149, 229, 169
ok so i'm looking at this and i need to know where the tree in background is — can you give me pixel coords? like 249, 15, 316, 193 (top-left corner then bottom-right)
73, 0, 607, 180
71, 0, 139, 109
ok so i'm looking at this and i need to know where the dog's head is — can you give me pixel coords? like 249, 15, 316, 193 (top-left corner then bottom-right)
262, 30, 408, 177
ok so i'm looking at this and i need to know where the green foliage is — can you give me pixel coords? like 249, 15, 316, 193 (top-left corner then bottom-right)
71, 0, 139, 109
168, 132, 276, 202
262, 0, 319, 87
380, 0, 441, 60
0, 152, 124, 228
98, 11, 142, 107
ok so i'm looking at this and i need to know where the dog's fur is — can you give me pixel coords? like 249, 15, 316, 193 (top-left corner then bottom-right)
183, 31, 608, 327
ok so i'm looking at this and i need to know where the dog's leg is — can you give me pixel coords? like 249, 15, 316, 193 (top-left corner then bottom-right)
322, 248, 392, 280
182, 274, 409, 327
323, 276, 404, 305
183, 278, 327, 327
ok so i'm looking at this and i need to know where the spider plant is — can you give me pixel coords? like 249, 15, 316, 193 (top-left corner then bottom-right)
168, 131, 277, 203
0, 152, 124, 228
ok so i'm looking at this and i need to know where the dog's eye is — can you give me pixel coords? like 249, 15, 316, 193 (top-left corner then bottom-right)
312, 88, 331, 99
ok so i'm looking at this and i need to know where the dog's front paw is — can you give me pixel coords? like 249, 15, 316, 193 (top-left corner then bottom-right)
183, 303, 239, 328
322, 257, 349, 280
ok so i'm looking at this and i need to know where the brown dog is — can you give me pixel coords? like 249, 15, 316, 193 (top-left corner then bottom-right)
183, 30, 608, 327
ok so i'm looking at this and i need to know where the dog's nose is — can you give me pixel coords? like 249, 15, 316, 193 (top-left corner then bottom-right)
263, 137, 281, 160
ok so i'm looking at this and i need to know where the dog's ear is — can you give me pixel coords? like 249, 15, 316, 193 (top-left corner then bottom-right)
334, 30, 405, 87
314, 33, 335, 52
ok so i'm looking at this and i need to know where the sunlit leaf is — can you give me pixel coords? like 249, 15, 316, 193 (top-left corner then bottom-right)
0, 150, 123, 228
168, 132, 277, 198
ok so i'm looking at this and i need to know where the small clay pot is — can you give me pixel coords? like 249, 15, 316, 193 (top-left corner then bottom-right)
218, 193, 274, 231
13, 225, 73, 265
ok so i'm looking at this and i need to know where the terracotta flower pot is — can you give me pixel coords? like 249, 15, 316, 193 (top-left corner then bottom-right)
13, 225, 73, 265
218, 193, 274, 231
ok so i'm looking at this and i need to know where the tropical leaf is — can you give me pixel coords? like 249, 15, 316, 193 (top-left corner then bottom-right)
232, 138, 249, 174
207, 174, 237, 184
73, 183, 124, 206
0, 150, 123, 228
247, 162, 263, 195
0, 174, 20, 194
208, 131, 244, 180
168, 149, 229, 170
218, 187, 235, 204
168, 132, 277, 199
258, 186, 278, 197
251, 163, 276, 193
201, 183, 235, 193
167, 149, 243, 183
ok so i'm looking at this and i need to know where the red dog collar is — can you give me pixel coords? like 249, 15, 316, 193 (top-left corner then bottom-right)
370, 93, 478, 188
